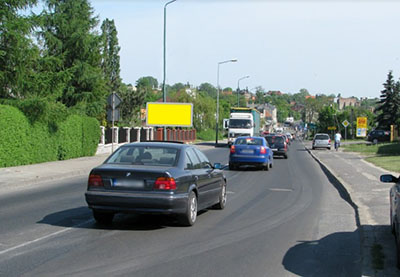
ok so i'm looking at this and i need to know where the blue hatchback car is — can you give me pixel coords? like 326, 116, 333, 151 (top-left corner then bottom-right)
229, 136, 273, 171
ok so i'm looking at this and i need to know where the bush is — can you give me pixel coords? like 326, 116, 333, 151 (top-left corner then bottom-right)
197, 128, 223, 141
0, 105, 100, 167
0, 105, 32, 167
30, 122, 58, 163
82, 116, 101, 156
57, 115, 100, 160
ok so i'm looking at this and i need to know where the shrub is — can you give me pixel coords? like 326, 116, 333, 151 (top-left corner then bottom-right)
30, 122, 58, 163
0, 105, 100, 167
57, 115, 100, 160
82, 116, 101, 156
0, 105, 32, 167
197, 128, 223, 141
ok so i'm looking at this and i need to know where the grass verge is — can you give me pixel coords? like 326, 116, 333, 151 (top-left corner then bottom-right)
342, 142, 400, 173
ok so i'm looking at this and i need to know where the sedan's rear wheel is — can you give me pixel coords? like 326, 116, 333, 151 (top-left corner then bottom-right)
213, 180, 227, 210
179, 191, 197, 226
229, 162, 235, 171
93, 210, 114, 225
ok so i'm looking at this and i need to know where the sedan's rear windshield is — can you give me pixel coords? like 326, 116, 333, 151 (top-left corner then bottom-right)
105, 146, 179, 166
235, 138, 263, 145
265, 136, 284, 144
315, 135, 330, 140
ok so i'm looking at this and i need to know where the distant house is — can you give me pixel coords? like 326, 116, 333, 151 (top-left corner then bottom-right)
266, 90, 284, 96
337, 97, 360, 110
305, 95, 316, 100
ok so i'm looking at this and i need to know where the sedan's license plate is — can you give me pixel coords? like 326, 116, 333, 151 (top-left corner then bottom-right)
271, 148, 278, 152
112, 179, 144, 188
241, 149, 254, 154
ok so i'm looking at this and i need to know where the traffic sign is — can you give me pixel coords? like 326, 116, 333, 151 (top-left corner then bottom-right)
107, 93, 122, 109
342, 120, 350, 128
328, 126, 337, 130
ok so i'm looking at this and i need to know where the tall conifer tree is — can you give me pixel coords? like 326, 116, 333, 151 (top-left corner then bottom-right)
376, 71, 400, 129
41, 0, 107, 118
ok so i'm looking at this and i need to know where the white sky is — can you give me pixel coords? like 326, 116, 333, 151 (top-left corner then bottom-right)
91, 0, 400, 98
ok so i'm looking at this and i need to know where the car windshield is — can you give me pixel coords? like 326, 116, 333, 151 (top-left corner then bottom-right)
315, 135, 330, 140
235, 138, 263, 145
229, 119, 252, 128
105, 146, 179, 166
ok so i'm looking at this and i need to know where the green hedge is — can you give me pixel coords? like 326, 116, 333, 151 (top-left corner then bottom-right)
0, 105, 32, 167
0, 104, 100, 167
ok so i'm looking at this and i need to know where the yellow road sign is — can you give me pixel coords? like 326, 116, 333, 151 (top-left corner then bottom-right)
356, 117, 367, 137
146, 102, 193, 127
328, 126, 337, 130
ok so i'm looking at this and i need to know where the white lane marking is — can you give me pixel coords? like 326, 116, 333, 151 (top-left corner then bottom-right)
227, 191, 235, 194
0, 219, 93, 256
361, 172, 378, 181
269, 188, 293, 192
372, 188, 388, 192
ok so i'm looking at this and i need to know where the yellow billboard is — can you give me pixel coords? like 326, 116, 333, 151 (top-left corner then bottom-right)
356, 117, 367, 137
146, 102, 193, 127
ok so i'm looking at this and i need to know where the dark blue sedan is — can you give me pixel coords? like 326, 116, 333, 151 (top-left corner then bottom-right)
229, 136, 273, 171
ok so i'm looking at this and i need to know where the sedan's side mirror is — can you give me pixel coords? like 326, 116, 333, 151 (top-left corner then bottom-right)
380, 174, 399, 183
213, 163, 222, 169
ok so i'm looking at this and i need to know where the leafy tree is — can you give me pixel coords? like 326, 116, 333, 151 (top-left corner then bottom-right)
255, 86, 265, 104
171, 82, 186, 92
136, 76, 160, 103
292, 88, 310, 105
100, 18, 121, 94
198, 82, 217, 98
317, 106, 337, 133
40, 0, 107, 118
119, 83, 146, 126
137, 76, 158, 90
375, 71, 400, 129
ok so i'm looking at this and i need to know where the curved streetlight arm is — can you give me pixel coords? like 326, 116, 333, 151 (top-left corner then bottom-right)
237, 75, 250, 107
216, 58, 237, 146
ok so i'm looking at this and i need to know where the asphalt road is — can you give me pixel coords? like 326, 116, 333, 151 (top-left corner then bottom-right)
0, 141, 361, 276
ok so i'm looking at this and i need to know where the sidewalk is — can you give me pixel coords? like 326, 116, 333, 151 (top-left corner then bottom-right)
303, 140, 400, 276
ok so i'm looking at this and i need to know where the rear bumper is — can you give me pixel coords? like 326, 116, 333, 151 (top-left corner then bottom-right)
272, 149, 287, 156
229, 154, 268, 165
85, 190, 188, 215
312, 143, 331, 148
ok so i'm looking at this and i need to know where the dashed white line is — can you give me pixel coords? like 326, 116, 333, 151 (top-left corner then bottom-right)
0, 219, 93, 256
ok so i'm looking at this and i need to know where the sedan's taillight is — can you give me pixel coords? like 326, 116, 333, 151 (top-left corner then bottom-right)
230, 145, 236, 154
88, 174, 104, 187
154, 177, 176, 190
260, 146, 266, 154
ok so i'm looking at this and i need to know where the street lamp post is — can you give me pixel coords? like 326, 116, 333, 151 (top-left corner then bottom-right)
237, 75, 250, 107
162, 0, 177, 140
216, 59, 237, 146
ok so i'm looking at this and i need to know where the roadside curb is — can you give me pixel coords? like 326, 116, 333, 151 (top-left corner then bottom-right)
301, 141, 374, 276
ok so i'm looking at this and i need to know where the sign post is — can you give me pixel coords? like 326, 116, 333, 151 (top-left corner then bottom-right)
342, 120, 350, 140
107, 92, 122, 152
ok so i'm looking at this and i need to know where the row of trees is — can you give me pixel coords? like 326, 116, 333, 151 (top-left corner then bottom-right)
1, 1, 396, 141
0, 0, 120, 126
